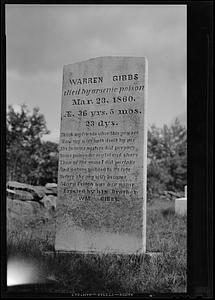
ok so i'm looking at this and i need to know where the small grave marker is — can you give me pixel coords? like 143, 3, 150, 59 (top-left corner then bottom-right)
175, 186, 187, 216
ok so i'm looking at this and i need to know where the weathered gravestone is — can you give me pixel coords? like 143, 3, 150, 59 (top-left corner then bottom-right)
55, 56, 148, 254
175, 186, 187, 216
175, 198, 187, 216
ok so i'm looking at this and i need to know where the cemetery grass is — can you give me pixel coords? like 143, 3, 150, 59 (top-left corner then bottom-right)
7, 199, 187, 294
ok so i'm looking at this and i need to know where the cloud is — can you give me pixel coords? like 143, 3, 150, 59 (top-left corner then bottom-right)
6, 5, 186, 79
7, 70, 62, 132
6, 5, 186, 129
181, 82, 187, 106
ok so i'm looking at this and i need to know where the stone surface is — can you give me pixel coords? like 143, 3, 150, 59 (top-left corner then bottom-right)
7, 188, 17, 198
41, 195, 57, 210
175, 197, 187, 216
7, 188, 34, 201
7, 198, 35, 216
55, 56, 148, 254
45, 183, 58, 196
184, 185, 187, 198
33, 186, 47, 199
7, 197, 54, 223
7, 181, 44, 200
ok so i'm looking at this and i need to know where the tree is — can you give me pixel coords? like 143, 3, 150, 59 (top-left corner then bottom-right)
162, 119, 187, 192
32, 141, 59, 185
147, 118, 187, 199
6, 104, 52, 184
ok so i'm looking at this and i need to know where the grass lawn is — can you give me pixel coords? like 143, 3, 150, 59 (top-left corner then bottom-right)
7, 198, 187, 294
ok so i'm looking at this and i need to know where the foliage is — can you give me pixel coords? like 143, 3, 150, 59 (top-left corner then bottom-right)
6, 104, 58, 185
33, 141, 59, 186
147, 119, 187, 200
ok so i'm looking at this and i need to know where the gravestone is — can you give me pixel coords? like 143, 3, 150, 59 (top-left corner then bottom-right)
55, 56, 148, 254
175, 198, 187, 216
184, 185, 187, 198
175, 186, 187, 216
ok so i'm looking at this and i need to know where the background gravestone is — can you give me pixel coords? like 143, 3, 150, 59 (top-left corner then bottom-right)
55, 56, 148, 254
175, 185, 187, 216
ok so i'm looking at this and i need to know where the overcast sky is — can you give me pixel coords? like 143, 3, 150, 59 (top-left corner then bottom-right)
6, 4, 186, 142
